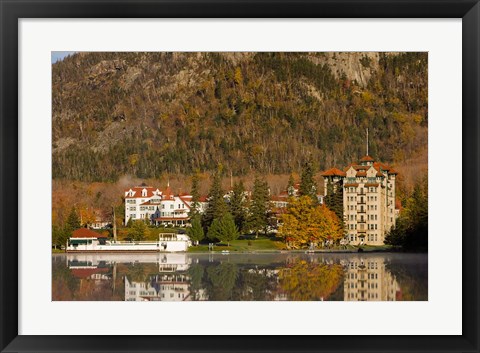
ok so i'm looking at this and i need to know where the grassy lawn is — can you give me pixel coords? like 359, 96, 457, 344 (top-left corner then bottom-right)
188, 241, 394, 253
188, 237, 286, 253
358, 244, 394, 252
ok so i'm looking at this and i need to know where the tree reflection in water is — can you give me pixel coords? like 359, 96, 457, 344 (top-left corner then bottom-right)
278, 260, 344, 301
52, 253, 427, 301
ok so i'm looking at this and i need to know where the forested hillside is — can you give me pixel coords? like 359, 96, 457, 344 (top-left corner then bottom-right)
52, 52, 427, 182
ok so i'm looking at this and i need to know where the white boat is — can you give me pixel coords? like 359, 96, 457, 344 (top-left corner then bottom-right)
66, 228, 191, 253
66, 253, 192, 272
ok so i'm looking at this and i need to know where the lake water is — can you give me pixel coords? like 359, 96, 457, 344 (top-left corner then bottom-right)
52, 252, 427, 301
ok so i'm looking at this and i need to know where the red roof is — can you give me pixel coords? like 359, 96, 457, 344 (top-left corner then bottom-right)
321, 168, 346, 177
140, 201, 161, 206
373, 162, 391, 171
71, 228, 108, 239
71, 267, 109, 279
364, 183, 379, 187
271, 195, 289, 201
198, 195, 208, 202
162, 186, 174, 200
344, 183, 359, 187
360, 155, 375, 162
124, 186, 158, 199
178, 196, 192, 209
356, 171, 367, 177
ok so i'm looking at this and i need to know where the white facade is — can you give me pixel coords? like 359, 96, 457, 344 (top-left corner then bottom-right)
124, 186, 192, 226
67, 233, 191, 253
124, 186, 162, 224
125, 274, 192, 301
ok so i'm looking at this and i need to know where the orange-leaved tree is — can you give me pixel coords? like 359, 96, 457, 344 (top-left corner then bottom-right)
278, 196, 343, 248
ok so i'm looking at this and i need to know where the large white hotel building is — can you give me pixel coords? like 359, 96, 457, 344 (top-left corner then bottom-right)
322, 155, 399, 245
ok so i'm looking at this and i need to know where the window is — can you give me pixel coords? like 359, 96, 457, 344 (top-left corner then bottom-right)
162, 204, 165, 209
170, 204, 174, 209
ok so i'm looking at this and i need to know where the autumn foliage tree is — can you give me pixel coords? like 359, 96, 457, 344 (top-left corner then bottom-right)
279, 196, 343, 248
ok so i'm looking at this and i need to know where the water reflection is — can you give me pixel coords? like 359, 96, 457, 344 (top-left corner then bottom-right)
52, 253, 427, 301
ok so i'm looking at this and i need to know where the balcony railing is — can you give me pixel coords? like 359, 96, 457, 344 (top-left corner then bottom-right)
357, 209, 366, 213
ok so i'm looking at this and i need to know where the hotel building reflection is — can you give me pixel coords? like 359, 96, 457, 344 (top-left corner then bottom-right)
343, 257, 401, 301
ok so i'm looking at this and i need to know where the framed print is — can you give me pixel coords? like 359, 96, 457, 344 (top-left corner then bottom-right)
1, 1, 479, 353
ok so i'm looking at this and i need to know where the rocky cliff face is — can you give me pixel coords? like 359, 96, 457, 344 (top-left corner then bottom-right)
307, 52, 380, 87
52, 52, 428, 182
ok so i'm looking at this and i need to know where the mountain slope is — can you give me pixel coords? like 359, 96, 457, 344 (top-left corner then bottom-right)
52, 52, 427, 181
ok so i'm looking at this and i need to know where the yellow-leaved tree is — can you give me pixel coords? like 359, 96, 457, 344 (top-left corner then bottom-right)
279, 196, 343, 248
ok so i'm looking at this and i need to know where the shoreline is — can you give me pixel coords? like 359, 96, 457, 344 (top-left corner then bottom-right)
52, 248, 427, 255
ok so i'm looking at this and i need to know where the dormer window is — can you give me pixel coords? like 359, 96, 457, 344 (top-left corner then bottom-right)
142, 189, 147, 197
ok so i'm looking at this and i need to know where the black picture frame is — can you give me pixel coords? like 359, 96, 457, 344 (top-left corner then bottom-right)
1, 1, 479, 352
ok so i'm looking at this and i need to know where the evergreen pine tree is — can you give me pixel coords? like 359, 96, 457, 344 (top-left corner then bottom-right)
66, 207, 81, 231
299, 161, 317, 202
246, 176, 270, 237
202, 168, 227, 229
218, 212, 239, 246
189, 172, 201, 217
228, 180, 246, 232
324, 178, 335, 209
325, 179, 344, 230
332, 181, 345, 229
207, 218, 222, 242
287, 174, 296, 196
187, 215, 205, 245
